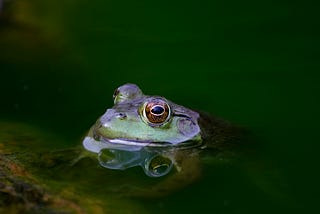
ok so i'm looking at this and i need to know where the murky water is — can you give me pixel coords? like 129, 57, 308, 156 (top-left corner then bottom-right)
1, 1, 319, 213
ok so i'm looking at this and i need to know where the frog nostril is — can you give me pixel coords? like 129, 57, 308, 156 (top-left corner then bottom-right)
116, 113, 127, 119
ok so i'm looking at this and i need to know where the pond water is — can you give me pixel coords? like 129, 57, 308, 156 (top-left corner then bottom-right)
1, 1, 319, 213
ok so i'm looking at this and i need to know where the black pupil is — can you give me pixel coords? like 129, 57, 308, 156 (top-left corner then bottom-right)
151, 106, 164, 115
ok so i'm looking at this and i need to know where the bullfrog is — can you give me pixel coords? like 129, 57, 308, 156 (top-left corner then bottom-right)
82, 83, 240, 178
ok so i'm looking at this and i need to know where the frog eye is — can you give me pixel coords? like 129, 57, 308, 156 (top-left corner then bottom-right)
142, 100, 171, 125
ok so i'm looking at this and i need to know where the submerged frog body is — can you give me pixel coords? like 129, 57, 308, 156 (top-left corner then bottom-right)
83, 83, 238, 177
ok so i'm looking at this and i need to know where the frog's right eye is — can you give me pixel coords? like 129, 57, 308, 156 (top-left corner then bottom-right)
142, 99, 171, 126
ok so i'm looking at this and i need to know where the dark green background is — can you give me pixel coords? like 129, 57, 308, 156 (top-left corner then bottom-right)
1, 0, 319, 213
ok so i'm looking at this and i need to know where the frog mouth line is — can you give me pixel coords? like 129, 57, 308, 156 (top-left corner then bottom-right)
101, 137, 173, 147
101, 137, 202, 149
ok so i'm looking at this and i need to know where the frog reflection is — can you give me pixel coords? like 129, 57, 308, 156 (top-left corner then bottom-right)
83, 83, 204, 176
83, 136, 176, 177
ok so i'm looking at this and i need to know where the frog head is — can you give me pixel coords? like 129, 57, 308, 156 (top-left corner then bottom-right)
85, 83, 201, 149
